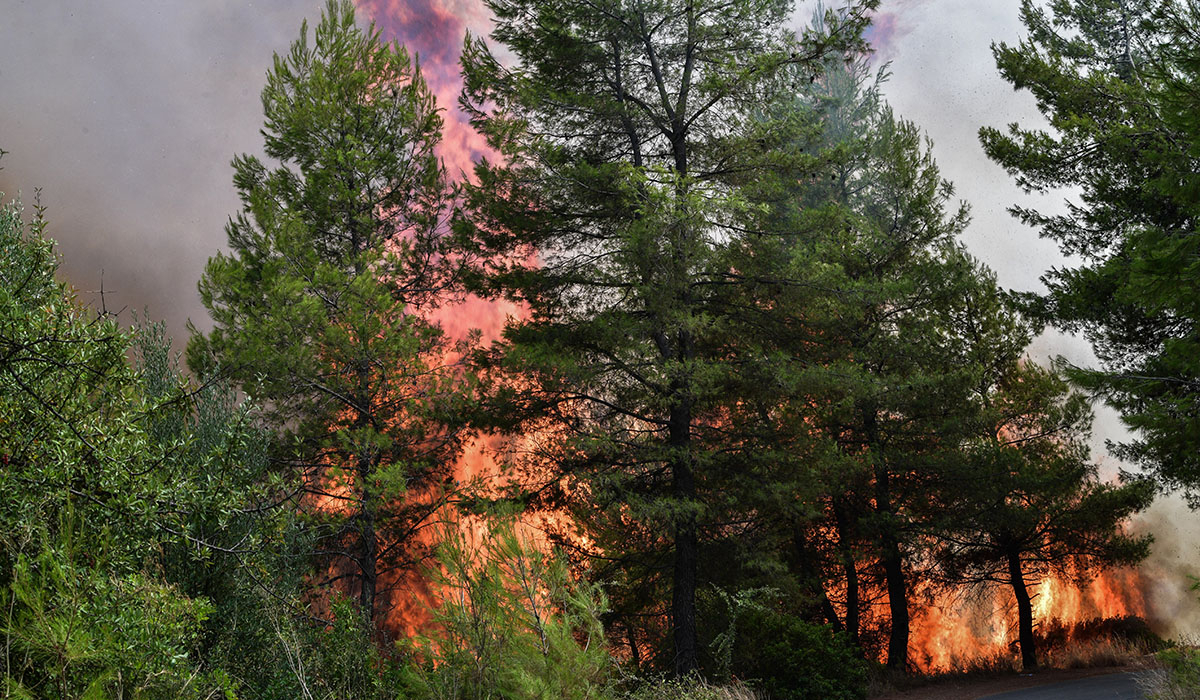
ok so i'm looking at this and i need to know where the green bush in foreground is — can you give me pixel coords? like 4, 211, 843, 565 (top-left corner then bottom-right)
398, 519, 613, 700
1142, 647, 1200, 700
731, 610, 867, 700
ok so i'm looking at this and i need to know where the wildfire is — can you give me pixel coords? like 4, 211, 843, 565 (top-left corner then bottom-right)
909, 568, 1152, 673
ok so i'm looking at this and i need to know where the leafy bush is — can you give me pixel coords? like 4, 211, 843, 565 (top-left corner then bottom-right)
1141, 646, 1200, 700
730, 610, 867, 700
0, 521, 230, 699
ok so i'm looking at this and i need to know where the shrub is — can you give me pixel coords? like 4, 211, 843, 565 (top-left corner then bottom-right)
0, 522, 230, 699
1140, 646, 1200, 700
399, 518, 615, 700
730, 610, 867, 700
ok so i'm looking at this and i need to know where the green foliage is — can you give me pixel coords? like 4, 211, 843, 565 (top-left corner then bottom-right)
188, 0, 473, 623
938, 359, 1154, 586
401, 519, 614, 700
981, 0, 1200, 501
0, 192, 254, 697
702, 586, 776, 679
729, 610, 866, 700
1, 521, 226, 700
749, 31, 1001, 668
935, 356, 1153, 669
1147, 647, 1200, 700
460, 0, 880, 674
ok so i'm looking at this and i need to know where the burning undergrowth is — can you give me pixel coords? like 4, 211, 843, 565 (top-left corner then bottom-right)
905, 569, 1167, 674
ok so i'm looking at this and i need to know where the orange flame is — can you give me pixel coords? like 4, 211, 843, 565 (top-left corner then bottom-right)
908, 568, 1152, 673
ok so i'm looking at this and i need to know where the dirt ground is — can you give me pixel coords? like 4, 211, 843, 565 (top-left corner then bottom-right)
869, 663, 1150, 700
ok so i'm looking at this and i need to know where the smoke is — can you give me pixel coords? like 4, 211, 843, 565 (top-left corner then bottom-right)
864, 1, 931, 62
0, 2, 331, 340
1133, 497, 1200, 641
0, 0, 494, 343
355, 0, 494, 179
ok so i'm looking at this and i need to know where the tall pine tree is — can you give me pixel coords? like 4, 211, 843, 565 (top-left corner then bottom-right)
981, 0, 1200, 500
188, 0, 471, 627
458, 0, 878, 675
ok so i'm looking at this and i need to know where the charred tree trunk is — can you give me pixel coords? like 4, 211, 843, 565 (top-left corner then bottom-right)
1008, 550, 1037, 671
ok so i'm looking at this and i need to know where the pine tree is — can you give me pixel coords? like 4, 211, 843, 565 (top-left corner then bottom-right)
981, 0, 1200, 501
459, 0, 878, 675
738, 44, 983, 667
937, 357, 1153, 671
188, 0, 471, 626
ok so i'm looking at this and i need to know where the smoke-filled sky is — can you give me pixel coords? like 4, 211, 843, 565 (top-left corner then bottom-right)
0, 0, 1108, 446
3, 0, 1197, 637
0, 0, 1044, 336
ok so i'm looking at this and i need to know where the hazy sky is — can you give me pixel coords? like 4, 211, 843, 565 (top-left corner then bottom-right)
0, 0, 1046, 336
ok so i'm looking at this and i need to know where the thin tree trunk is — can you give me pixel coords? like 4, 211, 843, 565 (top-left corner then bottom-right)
880, 534, 909, 671
832, 501, 860, 646
350, 227, 377, 625
865, 407, 909, 671
793, 528, 843, 633
1008, 551, 1037, 671
359, 465, 377, 622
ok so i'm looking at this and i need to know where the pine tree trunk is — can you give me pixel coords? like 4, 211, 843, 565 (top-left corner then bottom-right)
1008, 551, 1037, 671
354, 340, 377, 623
881, 535, 909, 671
833, 501, 860, 646
865, 407, 908, 671
793, 527, 844, 633
359, 467, 377, 622
671, 400, 699, 677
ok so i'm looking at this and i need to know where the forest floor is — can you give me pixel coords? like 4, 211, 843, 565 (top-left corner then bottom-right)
869, 661, 1154, 700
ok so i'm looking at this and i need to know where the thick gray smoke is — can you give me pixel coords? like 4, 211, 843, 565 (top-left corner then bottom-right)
0, 1, 324, 339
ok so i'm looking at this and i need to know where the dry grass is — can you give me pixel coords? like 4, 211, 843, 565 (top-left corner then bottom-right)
711, 681, 765, 700
1043, 636, 1155, 670
1137, 668, 1188, 700
623, 678, 764, 700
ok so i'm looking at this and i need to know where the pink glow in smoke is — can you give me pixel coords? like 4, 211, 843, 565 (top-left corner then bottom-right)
865, 0, 929, 62
356, 0, 493, 180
